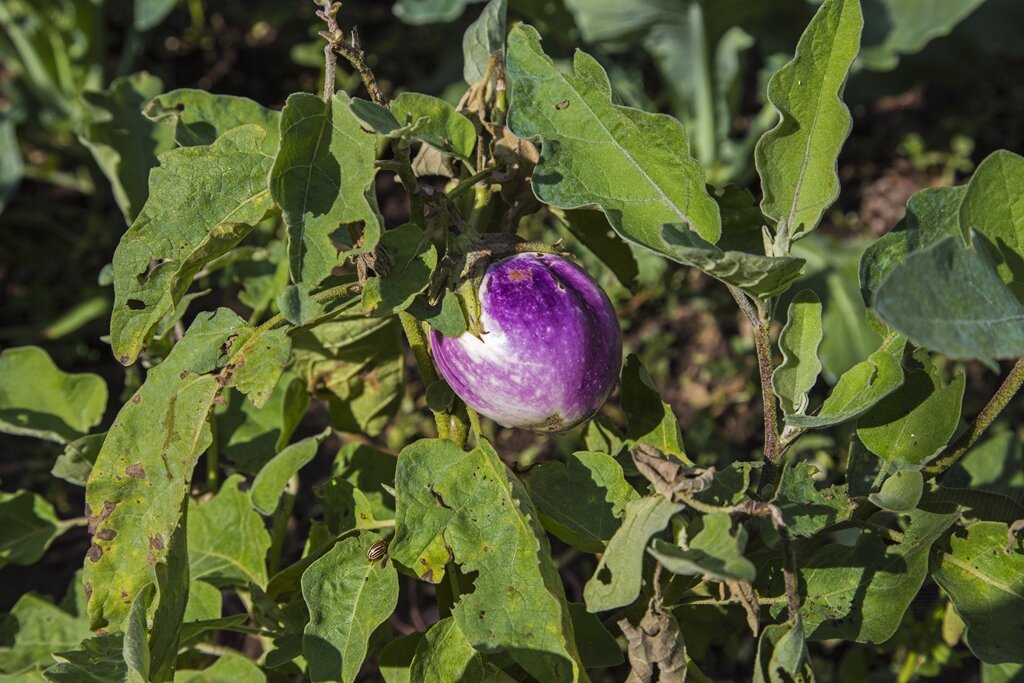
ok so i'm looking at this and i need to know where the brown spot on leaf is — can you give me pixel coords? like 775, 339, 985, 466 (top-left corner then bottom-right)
86, 544, 103, 562
96, 528, 117, 541
125, 463, 146, 479
422, 570, 434, 583
180, 370, 190, 379
131, 394, 141, 404
87, 500, 118, 534
555, 99, 570, 110
149, 534, 164, 550
84, 583, 92, 600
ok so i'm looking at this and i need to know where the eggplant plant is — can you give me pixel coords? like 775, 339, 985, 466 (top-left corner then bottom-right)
2, 0, 1024, 681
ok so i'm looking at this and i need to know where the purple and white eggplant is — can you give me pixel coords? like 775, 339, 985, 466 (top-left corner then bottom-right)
429, 253, 622, 433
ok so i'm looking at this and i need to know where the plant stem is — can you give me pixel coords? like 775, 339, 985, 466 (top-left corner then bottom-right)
896, 652, 921, 683
206, 416, 220, 490
924, 357, 1024, 479
267, 475, 298, 576
688, 2, 716, 170
447, 167, 494, 200
392, 140, 427, 230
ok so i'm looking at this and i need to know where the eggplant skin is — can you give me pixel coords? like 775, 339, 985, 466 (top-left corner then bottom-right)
430, 253, 622, 433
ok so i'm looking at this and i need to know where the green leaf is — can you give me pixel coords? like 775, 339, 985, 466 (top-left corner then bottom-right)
753, 620, 814, 683
522, 451, 639, 553
773, 290, 824, 416
408, 618, 515, 682
0, 111, 22, 215
390, 439, 587, 681
933, 521, 1024, 664
123, 586, 151, 683
798, 505, 959, 642
150, 508, 189, 682
394, 0, 483, 25
110, 125, 276, 365
379, 632, 423, 683
981, 662, 1024, 683
874, 236, 1024, 364
134, 0, 177, 31
859, 185, 967, 307
506, 24, 721, 251
561, 209, 639, 292
583, 495, 682, 612
772, 463, 855, 538
649, 512, 756, 582
44, 633, 128, 682
960, 150, 1024, 302
270, 92, 381, 287
301, 532, 398, 683
620, 355, 686, 459
463, 0, 506, 84
0, 490, 77, 568
189, 475, 270, 587
409, 290, 468, 338
857, 365, 965, 467
869, 469, 923, 513
215, 373, 309, 475
144, 89, 281, 153
0, 346, 107, 444
84, 309, 248, 630
387, 93, 477, 162
567, 603, 623, 669
361, 224, 439, 316
223, 326, 292, 409
292, 316, 404, 437
332, 442, 399, 523
80, 72, 176, 223
942, 431, 1024, 509
252, 428, 330, 515
0, 589, 90, 676
173, 653, 267, 683
787, 337, 905, 430
860, 0, 986, 71
52, 433, 106, 487
755, 0, 863, 237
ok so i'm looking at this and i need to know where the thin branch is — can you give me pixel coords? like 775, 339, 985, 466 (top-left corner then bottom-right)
924, 357, 1024, 479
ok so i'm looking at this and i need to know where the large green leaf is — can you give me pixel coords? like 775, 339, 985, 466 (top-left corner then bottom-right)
463, 0, 506, 84
755, 0, 863, 238
80, 72, 175, 224
506, 24, 721, 251
860, 0, 987, 71
302, 532, 398, 683
649, 512, 756, 582
270, 92, 381, 287
110, 125, 276, 365
0, 490, 79, 568
798, 505, 959, 641
787, 336, 905, 430
84, 309, 248, 630
188, 475, 270, 587
251, 429, 329, 516
859, 185, 966, 305
857, 365, 965, 467
660, 224, 805, 297
150, 513, 189, 683
291, 316, 403, 437
144, 89, 281, 153
874, 236, 1024, 364
44, 633, 128, 682
390, 439, 586, 682
0, 346, 107, 443
174, 653, 267, 682
773, 290, 824, 416
523, 451, 639, 553
620, 355, 686, 459
0, 585, 90, 676
772, 462, 855, 538
960, 150, 1024, 302
583, 495, 681, 612
408, 618, 515, 682
933, 521, 1024, 664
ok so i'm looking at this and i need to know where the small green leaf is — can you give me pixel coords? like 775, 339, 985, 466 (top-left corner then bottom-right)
506, 24, 721, 250
857, 366, 965, 467
150, 512, 189, 682
390, 439, 587, 681
110, 126, 276, 364
620, 355, 686, 459
787, 338, 906, 430
0, 346, 107, 444
302, 532, 398, 683
753, 620, 814, 683
874, 236, 1024, 364
173, 653, 267, 682
933, 521, 1024, 664
942, 430, 1024, 507
523, 451, 639, 553
392, 93, 476, 162
332, 442, 399, 523
0, 588, 90, 676
144, 89, 281, 153
134, 0, 177, 31
79, 72, 176, 223
123, 586, 151, 683
773, 290, 824, 416
860, 0, 986, 71
960, 150, 1024, 301
379, 632, 424, 683
661, 224, 805, 297
225, 327, 292, 409
52, 433, 106, 487
0, 111, 23, 215
251, 428, 330, 515
408, 618, 515, 682
798, 505, 959, 642
869, 469, 924, 513
408, 290, 468, 338
649, 512, 756, 582
270, 92, 381, 287
463, 0, 506, 84
583, 495, 682, 612
394, 0, 482, 25
561, 209, 639, 292
567, 603, 623, 669
44, 633, 128, 682
188, 475, 271, 587
756, 0, 863, 237
361, 224, 439, 316
215, 373, 309, 475
773, 462, 855, 538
